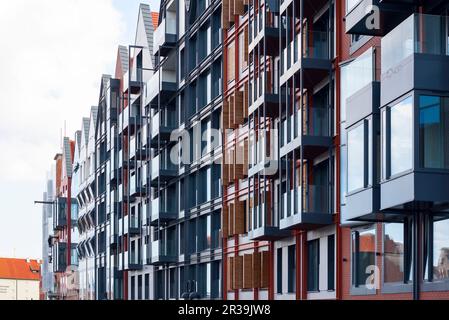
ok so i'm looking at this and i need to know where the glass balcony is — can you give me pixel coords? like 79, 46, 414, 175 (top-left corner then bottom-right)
150, 111, 176, 148
280, 185, 333, 230
249, 202, 290, 241
54, 197, 78, 231
125, 251, 142, 271
153, 14, 177, 57
345, 0, 415, 36
150, 154, 178, 187
249, 2, 281, 56
150, 240, 177, 265
280, 106, 332, 159
123, 68, 143, 94
128, 211, 140, 236
146, 66, 177, 108
281, 31, 332, 86
150, 197, 178, 227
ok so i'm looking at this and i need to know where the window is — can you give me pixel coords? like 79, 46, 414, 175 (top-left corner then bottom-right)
383, 96, 413, 178
138, 275, 142, 300
287, 245, 296, 293
308, 240, 320, 292
428, 217, 449, 282
328, 235, 335, 291
419, 96, 449, 169
384, 223, 413, 284
352, 227, 376, 287
130, 276, 135, 300
347, 123, 365, 192
277, 248, 283, 294
145, 274, 150, 300
169, 268, 177, 299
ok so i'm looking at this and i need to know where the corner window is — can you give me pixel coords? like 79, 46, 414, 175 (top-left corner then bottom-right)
382, 96, 413, 179
419, 95, 449, 169
352, 227, 376, 287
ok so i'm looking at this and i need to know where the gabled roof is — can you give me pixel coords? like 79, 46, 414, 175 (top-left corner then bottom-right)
63, 137, 74, 178
0, 258, 41, 281
116, 46, 129, 78
136, 4, 157, 65
82, 118, 90, 146
151, 12, 159, 30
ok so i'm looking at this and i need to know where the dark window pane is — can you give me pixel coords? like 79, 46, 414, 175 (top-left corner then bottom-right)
287, 245, 296, 293
308, 240, 320, 292
328, 235, 335, 291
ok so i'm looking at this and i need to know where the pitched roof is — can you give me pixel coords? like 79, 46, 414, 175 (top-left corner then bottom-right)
82, 118, 90, 146
117, 46, 129, 75
0, 258, 41, 281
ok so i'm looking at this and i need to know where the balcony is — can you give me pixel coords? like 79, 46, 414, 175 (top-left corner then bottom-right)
150, 154, 178, 187
123, 68, 143, 94
280, 106, 332, 159
150, 197, 177, 227
129, 138, 149, 161
248, 76, 282, 118
280, 31, 332, 87
381, 13, 449, 107
129, 174, 147, 197
345, 0, 415, 36
149, 240, 177, 266
146, 66, 176, 108
125, 251, 142, 271
150, 112, 176, 148
153, 15, 177, 57
110, 234, 118, 250
128, 212, 140, 236
280, 185, 333, 230
249, 202, 290, 241
249, 4, 281, 57
120, 106, 140, 135
54, 197, 78, 231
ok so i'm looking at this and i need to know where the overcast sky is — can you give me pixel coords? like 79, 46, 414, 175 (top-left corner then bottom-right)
0, 0, 160, 259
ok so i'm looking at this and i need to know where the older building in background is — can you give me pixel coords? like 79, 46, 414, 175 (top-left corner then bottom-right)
0, 258, 41, 300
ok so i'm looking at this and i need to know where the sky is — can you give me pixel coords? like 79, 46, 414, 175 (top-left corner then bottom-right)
0, 0, 160, 259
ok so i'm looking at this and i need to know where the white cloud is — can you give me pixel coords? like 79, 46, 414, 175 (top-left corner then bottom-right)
0, 0, 125, 182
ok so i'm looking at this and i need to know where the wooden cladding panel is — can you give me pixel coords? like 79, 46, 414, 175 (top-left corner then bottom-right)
243, 254, 253, 289
234, 201, 245, 235
229, 202, 235, 237
227, 43, 236, 82
222, 0, 230, 30
234, 255, 244, 290
234, 0, 245, 16
252, 252, 261, 289
234, 91, 244, 127
222, 203, 229, 238
228, 256, 234, 291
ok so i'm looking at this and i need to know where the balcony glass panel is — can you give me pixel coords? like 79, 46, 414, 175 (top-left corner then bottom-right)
382, 14, 449, 73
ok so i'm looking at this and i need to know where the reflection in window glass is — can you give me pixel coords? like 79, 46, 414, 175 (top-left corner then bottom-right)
391, 97, 413, 176
433, 218, 449, 281
420, 96, 449, 169
352, 228, 376, 287
384, 223, 404, 283
348, 124, 365, 192
307, 240, 320, 292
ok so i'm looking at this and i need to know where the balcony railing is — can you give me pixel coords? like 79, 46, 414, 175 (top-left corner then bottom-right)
382, 14, 449, 75
150, 240, 177, 265
280, 185, 333, 230
146, 67, 177, 107
150, 197, 177, 227
151, 111, 176, 147
151, 154, 178, 186
153, 15, 177, 56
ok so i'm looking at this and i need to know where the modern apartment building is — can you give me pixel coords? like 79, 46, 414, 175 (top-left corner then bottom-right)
73, 108, 98, 300
40, 0, 449, 300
